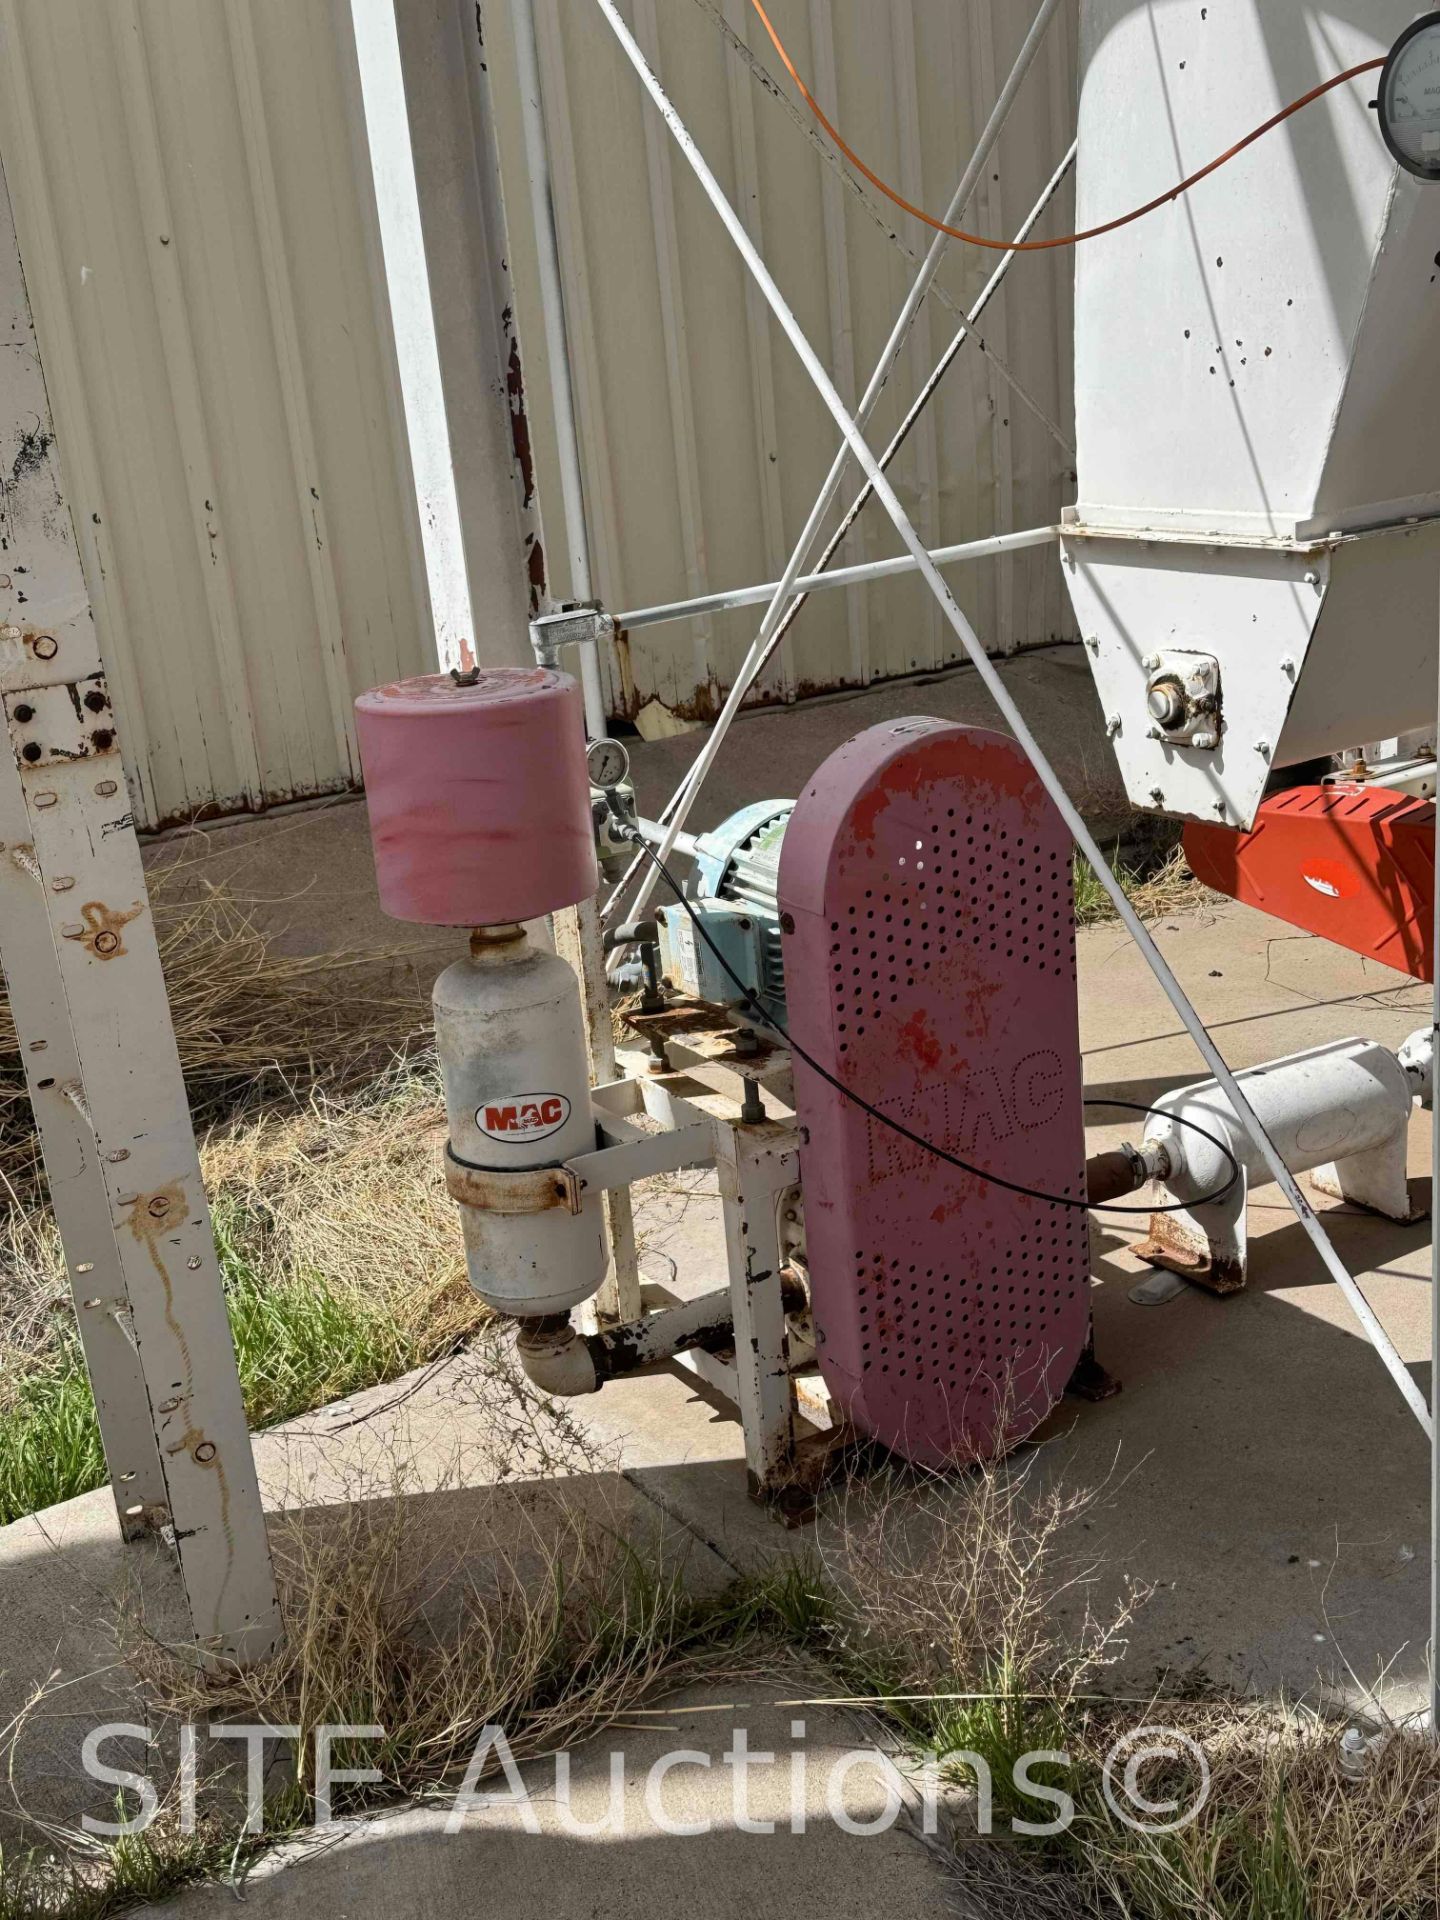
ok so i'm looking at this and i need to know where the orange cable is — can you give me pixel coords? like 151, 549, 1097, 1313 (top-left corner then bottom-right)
748, 0, 1383, 252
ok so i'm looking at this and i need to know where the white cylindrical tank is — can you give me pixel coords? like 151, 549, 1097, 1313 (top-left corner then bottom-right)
435, 925, 607, 1317
1143, 1037, 1414, 1204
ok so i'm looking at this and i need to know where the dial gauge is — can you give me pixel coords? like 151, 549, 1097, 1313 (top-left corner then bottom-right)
1378, 13, 1440, 180
586, 737, 631, 788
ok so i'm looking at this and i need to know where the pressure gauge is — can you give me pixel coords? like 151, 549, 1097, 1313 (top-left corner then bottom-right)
586, 736, 631, 788
1377, 12, 1440, 180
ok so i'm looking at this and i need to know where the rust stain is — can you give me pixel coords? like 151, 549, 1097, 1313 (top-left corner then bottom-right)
897, 1007, 942, 1072
526, 532, 546, 615
503, 320, 536, 508
125, 1182, 239, 1623
62, 898, 143, 960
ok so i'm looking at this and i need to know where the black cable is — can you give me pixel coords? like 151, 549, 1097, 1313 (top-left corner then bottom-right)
621, 832, 1242, 1215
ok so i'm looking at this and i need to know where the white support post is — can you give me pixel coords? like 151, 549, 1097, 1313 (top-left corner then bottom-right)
0, 158, 279, 1662
713, 1121, 799, 1495
553, 900, 641, 1326
352, 0, 544, 668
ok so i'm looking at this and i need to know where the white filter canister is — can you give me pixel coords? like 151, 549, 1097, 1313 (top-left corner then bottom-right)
435, 930, 607, 1316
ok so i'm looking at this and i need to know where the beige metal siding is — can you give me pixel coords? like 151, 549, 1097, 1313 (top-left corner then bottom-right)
0, 0, 432, 828
0, 0, 1076, 822
487, 0, 1079, 726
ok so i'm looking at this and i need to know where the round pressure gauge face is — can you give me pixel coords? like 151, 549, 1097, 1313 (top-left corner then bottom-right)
1378, 13, 1440, 180
586, 736, 631, 788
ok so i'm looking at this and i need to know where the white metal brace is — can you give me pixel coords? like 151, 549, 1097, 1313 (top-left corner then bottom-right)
0, 155, 279, 1664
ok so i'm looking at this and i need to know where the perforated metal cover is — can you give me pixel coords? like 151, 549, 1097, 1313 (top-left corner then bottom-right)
778, 720, 1089, 1467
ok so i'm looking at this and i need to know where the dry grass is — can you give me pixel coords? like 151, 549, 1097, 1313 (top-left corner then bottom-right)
0, 1056, 487, 1520
1073, 845, 1218, 929
132, 1483, 753, 1825
807, 1438, 1440, 1919
0, 858, 479, 1522
0, 862, 427, 1194
812, 1436, 1145, 1819
1067, 1701, 1440, 1920
200, 1052, 480, 1371
1, 1054, 478, 1381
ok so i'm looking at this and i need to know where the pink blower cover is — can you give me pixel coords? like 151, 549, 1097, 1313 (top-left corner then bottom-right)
778, 720, 1090, 1468
354, 668, 598, 927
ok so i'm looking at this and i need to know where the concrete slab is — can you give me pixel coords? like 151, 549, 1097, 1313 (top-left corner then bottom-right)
608, 898, 1439, 1714
623, 639, 1141, 847
145, 1679, 953, 1920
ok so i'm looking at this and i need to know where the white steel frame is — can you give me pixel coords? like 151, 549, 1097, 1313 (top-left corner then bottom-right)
0, 156, 279, 1664
583, 1039, 810, 1492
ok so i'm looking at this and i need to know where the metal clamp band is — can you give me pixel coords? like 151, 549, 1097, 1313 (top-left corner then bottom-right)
444, 1145, 583, 1216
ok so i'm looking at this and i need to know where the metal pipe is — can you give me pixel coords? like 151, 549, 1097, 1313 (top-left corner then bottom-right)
618, 526, 1059, 632
1086, 1140, 1169, 1210
593, 0, 1433, 1439
636, 817, 701, 860
516, 1274, 805, 1396
614, 0, 1065, 933
510, 0, 608, 742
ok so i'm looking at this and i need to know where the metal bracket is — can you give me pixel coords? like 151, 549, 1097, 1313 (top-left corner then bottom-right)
528, 602, 616, 669
444, 1146, 582, 1215
5, 674, 119, 768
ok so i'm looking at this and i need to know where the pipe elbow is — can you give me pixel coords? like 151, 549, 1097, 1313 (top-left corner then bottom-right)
515, 1315, 600, 1396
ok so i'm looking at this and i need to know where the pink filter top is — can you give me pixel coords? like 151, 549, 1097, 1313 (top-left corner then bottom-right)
354, 668, 598, 926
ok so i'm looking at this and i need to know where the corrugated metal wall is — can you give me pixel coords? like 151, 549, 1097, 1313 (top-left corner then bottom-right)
0, 0, 1078, 822
487, 0, 1080, 726
0, 0, 433, 828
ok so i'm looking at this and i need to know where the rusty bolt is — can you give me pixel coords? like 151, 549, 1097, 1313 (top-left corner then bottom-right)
146, 1194, 171, 1219
31, 634, 57, 660
20, 742, 41, 763
93, 930, 119, 955
83, 688, 107, 713
12, 702, 33, 722
193, 1441, 217, 1464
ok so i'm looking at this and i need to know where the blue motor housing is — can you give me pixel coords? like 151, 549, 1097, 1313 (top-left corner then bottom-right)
656, 800, 791, 1023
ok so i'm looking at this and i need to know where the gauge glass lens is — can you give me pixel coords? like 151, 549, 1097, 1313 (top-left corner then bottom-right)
1384, 23, 1440, 173
587, 739, 630, 787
